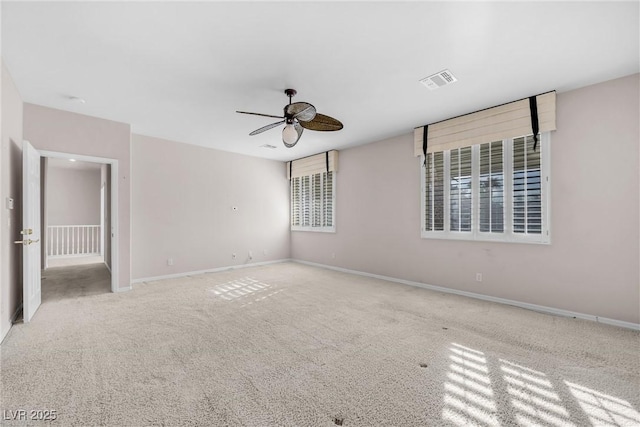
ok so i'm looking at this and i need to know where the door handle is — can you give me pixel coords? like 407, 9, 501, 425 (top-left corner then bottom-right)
14, 239, 39, 245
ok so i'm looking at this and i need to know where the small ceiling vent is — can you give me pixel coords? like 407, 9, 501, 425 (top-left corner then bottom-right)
260, 144, 277, 149
419, 69, 457, 91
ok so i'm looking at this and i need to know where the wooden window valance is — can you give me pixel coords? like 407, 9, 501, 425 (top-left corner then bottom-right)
414, 91, 556, 156
286, 150, 338, 179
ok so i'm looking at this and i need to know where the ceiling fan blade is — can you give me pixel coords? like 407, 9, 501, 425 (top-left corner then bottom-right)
237, 111, 285, 119
249, 120, 285, 136
299, 113, 343, 131
283, 122, 304, 148
285, 102, 316, 122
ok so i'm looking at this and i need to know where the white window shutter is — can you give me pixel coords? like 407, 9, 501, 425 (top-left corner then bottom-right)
479, 141, 505, 233
449, 146, 473, 232
513, 135, 542, 234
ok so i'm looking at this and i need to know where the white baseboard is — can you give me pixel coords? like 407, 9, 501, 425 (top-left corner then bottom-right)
131, 259, 292, 285
1, 303, 24, 345
115, 286, 132, 293
293, 260, 640, 331
10, 303, 23, 325
48, 253, 101, 259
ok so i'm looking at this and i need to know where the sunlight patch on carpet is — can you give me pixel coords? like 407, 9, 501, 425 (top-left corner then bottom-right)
441, 341, 639, 427
442, 343, 499, 426
208, 277, 283, 305
565, 381, 640, 427
501, 359, 574, 426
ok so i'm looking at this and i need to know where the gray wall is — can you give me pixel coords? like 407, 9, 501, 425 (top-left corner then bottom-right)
131, 134, 290, 280
47, 165, 101, 226
291, 73, 640, 324
1, 62, 24, 341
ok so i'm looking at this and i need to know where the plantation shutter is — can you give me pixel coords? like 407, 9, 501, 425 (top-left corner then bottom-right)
323, 172, 333, 227
286, 150, 338, 179
479, 141, 504, 233
312, 173, 321, 227
449, 147, 473, 231
513, 135, 542, 234
301, 175, 311, 227
291, 177, 301, 226
414, 91, 556, 156
424, 152, 445, 231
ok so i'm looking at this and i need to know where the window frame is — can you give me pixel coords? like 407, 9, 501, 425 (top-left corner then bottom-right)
291, 170, 336, 233
420, 132, 551, 244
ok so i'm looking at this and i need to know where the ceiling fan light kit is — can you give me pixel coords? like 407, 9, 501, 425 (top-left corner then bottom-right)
237, 88, 343, 148
282, 122, 299, 147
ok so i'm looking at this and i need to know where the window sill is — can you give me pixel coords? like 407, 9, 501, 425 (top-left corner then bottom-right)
421, 231, 550, 245
291, 226, 336, 233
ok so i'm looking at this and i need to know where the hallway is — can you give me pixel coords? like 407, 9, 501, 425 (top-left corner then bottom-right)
42, 262, 111, 303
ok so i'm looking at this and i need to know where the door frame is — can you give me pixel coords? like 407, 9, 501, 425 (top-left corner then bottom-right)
39, 150, 119, 293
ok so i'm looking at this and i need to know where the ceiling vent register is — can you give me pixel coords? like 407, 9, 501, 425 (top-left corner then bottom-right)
419, 69, 457, 90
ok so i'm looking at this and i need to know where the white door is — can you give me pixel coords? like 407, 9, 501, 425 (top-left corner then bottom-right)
21, 141, 41, 322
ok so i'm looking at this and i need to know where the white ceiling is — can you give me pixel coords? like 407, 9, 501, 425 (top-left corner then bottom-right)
2, 2, 638, 162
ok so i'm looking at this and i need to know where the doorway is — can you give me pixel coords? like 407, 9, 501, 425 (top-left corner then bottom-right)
38, 150, 119, 294
41, 157, 110, 300
44, 158, 104, 266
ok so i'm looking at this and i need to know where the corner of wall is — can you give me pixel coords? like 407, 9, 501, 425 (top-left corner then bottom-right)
1, 60, 24, 343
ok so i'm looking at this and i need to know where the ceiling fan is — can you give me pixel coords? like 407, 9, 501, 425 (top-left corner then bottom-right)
236, 89, 343, 148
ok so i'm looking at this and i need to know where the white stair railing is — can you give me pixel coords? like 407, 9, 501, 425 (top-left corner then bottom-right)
47, 225, 101, 257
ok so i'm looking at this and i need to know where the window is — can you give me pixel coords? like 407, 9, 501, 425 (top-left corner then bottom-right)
422, 133, 550, 243
291, 171, 335, 232
288, 150, 337, 231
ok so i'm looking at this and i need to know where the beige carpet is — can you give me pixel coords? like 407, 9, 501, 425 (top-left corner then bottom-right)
1, 262, 638, 426
41, 262, 111, 303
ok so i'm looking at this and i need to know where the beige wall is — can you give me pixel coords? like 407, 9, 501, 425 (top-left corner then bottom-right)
1, 62, 24, 342
47, 166, 101, 226
292, 73, 640, 324
131, 134, 290, 280
23, 103, 131, 291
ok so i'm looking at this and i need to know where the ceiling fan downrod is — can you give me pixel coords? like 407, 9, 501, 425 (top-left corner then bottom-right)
284, 88, 297, 105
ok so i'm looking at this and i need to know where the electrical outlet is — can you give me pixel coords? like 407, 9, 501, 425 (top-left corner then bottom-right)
232, 253, 236, 260
476, 273, 482, 282
263, 249, 267, 255
331, 252, 336, 259
167, 258, 174, 266
248, 250, 253, 260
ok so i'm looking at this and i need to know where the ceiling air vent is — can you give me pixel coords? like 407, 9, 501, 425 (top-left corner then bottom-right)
419, 69, 457, 91
260, 144, 277, 149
